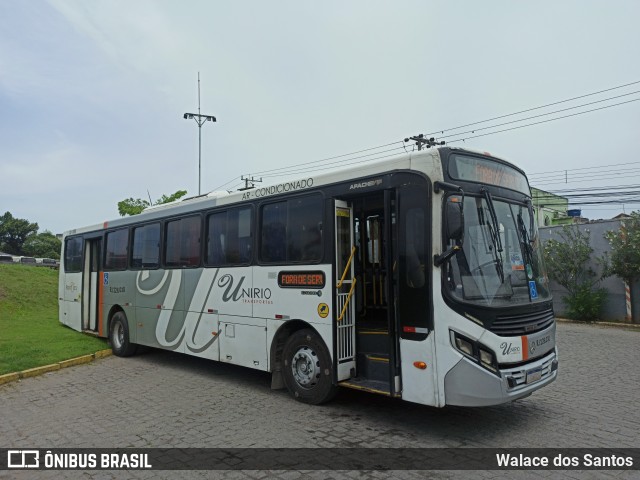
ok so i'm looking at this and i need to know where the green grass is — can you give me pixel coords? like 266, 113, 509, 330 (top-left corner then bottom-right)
0, 264, 107, 375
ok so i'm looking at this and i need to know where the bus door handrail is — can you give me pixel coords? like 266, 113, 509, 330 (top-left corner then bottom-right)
336, 246, 356, 289
337, 277, 357, 323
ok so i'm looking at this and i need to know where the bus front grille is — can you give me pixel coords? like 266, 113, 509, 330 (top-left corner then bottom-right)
490, 309, 554, 336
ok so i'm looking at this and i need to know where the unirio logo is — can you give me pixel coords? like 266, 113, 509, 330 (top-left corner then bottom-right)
218, 274, 273, 304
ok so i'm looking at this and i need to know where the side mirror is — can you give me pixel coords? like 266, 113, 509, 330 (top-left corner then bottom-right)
446, 196, 464, 241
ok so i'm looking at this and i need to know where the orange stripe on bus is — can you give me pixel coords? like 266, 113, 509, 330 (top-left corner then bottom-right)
521, 335, 528, 361
98, 271, 104, 336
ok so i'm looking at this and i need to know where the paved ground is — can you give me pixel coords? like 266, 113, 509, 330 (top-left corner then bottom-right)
1, 322, 639, 479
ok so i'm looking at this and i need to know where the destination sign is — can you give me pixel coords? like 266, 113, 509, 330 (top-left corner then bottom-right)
278, 271, 326, 289
449, 154, 530, 194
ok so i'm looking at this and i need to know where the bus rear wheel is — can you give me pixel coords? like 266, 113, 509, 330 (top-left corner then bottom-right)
109, 311, 137, 357
282, 329, 336, 405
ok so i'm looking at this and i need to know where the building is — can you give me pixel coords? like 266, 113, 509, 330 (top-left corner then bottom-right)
531, 187, 573, 226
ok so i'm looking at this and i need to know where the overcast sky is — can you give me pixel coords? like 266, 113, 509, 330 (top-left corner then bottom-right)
1, 0, 639, 234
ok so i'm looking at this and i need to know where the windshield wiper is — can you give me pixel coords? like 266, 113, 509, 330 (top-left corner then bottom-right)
481, 188, 504, 283
516, 209, 534, 269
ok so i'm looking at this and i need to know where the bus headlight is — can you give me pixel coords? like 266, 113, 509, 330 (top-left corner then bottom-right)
479, 348, 497, 372
451, 331, 499, 375
454, 336, 474, 356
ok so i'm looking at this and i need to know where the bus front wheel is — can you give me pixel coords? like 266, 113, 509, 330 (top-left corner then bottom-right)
282, 329, 336, 405
109, 312, 137, 357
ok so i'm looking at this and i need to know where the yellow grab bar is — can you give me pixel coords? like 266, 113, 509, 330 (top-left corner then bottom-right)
336, 246, 356, 289
337, 277, 357, 323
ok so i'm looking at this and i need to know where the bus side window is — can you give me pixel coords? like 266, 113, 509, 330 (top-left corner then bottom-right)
288, 196, 322, 262
131, 223, 160, 269
260, 195, 322, 264
206, 212, 226, 265
236, 207, 252, 263
165, 216, 201, 268
105, 229, 129, 271
182, 216, 201, 267
64, 236, 84, 272
261, 202, 286, 263
206, 207, 252, 266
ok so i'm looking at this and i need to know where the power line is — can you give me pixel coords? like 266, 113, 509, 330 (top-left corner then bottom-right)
436, 90, 640, 140
445, 98, 640, 144
260, 146, 406, 178
253, 141, 403, 176
532, 168, 640, 184
210, 80, 640, 191
548, 184, 640, 193
426, 79, 640, 135
529, 161, 640, 177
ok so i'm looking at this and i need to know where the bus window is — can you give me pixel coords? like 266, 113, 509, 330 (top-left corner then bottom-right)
260, 201, 287, 262
206, 207, 252, 266
405, 208, 425, 288
260, 194, 322, 263
64, 237, 83, 272
105, 229, 128, 270
288, 196, 322, 262
131, 223, 160, 269
165, 216, 201, 268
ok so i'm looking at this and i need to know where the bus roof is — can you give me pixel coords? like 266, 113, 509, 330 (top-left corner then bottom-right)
62, 146, 519, 237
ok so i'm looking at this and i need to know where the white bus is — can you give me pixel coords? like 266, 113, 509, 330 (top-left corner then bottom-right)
59, 147, 557, 406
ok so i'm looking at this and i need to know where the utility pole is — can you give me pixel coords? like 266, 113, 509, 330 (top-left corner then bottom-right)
183, 72, 217, 195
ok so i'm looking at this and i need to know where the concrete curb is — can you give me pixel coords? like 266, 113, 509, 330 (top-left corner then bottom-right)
556, 318, 640, 329
0, 349, 113, 387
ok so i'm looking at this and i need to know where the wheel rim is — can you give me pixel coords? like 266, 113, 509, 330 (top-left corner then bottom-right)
112, 321, 124, 350
291, 346, 320, 388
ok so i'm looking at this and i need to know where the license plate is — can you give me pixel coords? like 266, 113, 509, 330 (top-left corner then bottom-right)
526, 367, 542, 384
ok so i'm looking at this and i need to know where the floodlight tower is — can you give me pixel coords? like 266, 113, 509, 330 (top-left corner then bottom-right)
183, 72, 216, 195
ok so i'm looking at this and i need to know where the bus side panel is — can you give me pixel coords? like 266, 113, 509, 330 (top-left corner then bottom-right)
182, 268, 221, 361
102, 270, 137, 340
253, 265, 334, 361
219, 315, 268, 370
133, 268, 181, 350
399, 335, 439, 406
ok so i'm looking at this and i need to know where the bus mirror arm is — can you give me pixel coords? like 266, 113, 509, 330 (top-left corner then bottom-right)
434, 245, 461, 268
434, 181, 462, 194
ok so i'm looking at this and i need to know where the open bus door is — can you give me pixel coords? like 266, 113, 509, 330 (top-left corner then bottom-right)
82, 237, 102, 333
334, 200, 357, 381
334, 189, 399, 396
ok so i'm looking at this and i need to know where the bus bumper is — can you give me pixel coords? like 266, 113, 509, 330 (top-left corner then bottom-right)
444, 349, 558, 407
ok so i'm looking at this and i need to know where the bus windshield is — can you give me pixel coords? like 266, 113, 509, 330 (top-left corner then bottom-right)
445, 194, 551, 307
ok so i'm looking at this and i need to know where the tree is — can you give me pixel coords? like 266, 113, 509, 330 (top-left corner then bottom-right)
23, 231, 62, 259
605, 211, 640, 284
605, 211, 640, 322
117, 190, 188, 216
543, 225, 608, 321
0, 211, 39, 255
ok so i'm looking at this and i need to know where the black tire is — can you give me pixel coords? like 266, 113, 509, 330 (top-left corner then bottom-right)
282, 329, 336, 405
109, 311, 137, 357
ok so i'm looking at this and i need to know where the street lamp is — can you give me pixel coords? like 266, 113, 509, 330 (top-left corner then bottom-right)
183, 73, 216, 195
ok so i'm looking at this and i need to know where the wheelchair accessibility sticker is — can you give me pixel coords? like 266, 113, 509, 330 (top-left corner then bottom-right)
317, 303, 329, 318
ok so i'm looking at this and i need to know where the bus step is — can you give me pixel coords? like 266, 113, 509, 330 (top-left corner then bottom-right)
340, 378, 391, 397
357, 329, 389, 354
356, 352, 390, 383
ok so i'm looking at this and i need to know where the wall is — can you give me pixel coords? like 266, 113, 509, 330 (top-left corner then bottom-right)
539, 219, 631, 322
